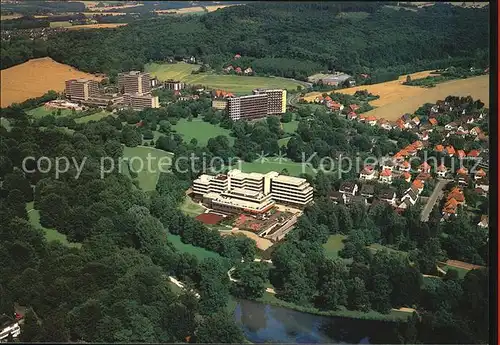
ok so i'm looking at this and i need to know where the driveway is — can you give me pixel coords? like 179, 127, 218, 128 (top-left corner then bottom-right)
420, 179, 451, 222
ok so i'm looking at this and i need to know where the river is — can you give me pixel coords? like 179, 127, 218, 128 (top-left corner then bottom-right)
234, 300, 401, 344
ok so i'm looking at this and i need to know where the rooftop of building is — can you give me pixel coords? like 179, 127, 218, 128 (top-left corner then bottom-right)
271, 174, 308, 186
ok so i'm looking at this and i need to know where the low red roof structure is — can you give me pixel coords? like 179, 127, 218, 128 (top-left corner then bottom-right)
196, 213, 224, 225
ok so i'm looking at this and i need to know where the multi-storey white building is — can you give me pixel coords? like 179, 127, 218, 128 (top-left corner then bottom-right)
192, 169, 313, 212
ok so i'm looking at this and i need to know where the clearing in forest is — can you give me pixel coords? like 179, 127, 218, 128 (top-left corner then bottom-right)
172, 118, 234, 146
1, 57, 103, 108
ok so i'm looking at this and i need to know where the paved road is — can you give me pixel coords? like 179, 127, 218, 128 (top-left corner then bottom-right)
420, 179, 451, 222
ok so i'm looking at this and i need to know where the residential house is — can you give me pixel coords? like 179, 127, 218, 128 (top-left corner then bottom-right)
463, 116, 475, 124
401, 171, 412, 182
224, 65, 234, 73
478, 215, 488, 228
467, 149, 481, 158
234, 53, 241, 59
456, 167, 469, 186
442, 198, 459, 218
411, 180, 424, 195
339, 181, 359, 196
470, 126, 482, 137
405, 145, 417, 156
381, 159, 395, 172
377, 118, 393, 130
412, 116, 421, 126
428, 118, 438, 126
474, 169, 486, 180
235, 67, 243, 74
366, 116, 377, 126
379, 189, 397, 206
349, 104, 360, 112
399, 188, 419, 209
358, 114, 367, 123
379, 169, 393, 184
329, 191, 344, 204
418, 161, 431, 173
437, 164, 448, 178
347, 112, 358, 120
417, 131, 429, 141
394, 150, 409, 162
445, 146, 456, 157
360, 184, 375, 199
475, 177, 489, 194
416, 172, 432, 182
445, 122, 458, 131
395, 119, 406, 130
398, 160, 411, 172
435, 144, 444, 153
412, 141, 424, 151
359, 166, 377, 180
243, 67, 253, 75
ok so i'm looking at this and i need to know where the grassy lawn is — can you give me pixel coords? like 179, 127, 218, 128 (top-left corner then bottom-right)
232, 157, 317, 177
282, 120, 299, 134
145, 62, 201, 81
121, 146, 174, 191
277, 137, 291, 147
183, 74, 303, 95
323, 234, 347, 259
257, 291, 410, 321
167, 234, 222, 260
180, 196, 205, 217
1, 117, 11, 131
27, 106, 73, 118
145, 62, 304, 94
172, 118, 234, 146
49, 21, 72, 28
168, 281, 184, 295
26, 202, 81, 248
74, 111, 113, 123
368, 243, 409, 257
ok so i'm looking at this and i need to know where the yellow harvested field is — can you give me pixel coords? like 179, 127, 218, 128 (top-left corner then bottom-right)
84, 2, 143, 11
1, 14, 23, 20
83, 11, 127, 16
205, 4, 238, 12
67, 23, 127, 30
1, 57, 103, 108
303, 71, 489, 121
357, 75, 489, 121
155, 7, 205, 14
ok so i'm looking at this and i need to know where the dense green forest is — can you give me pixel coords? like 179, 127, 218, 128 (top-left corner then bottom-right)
1, 2, 489, 79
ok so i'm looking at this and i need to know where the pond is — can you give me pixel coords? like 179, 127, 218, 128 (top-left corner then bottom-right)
234, 299, 401, 344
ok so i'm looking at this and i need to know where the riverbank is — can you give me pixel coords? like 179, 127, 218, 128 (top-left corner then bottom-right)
252, 291, 411, 322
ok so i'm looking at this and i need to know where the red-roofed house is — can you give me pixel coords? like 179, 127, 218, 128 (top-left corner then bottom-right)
429, 118, 438, 126
234, 53, 241, 59
401, 171, 412, 182
445, 146, 456, 157
467, 149, 481, 158
347, 112, 357, 120
435, 144, 444, 153
418, 161, 431, 173
398, 160, 411, 172
349, 104, 360, 112
470, 126, 482, 136
474, 169, 486, 180
405, 145, 417, 156
379, 169, 393, 184
412, 179, 424, 194
366, 116, 377, 126
456, 150, 466, 159
235, 67, 243, 74
437, 164, 448, 178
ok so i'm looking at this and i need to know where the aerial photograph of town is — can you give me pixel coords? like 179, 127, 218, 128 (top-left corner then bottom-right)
0, 0, 494, 344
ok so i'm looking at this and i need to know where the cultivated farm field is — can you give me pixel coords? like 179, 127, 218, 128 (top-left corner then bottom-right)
0, 57, 103, 108
145, 62, 304, 94
304, 72, 489, 121
67, 23, 128, 30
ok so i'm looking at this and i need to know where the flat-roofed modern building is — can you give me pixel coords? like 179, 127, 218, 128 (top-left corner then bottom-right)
227, 94, 268, 121
123, 93, 160, 110
192, 169, 312, 211
203, 188, 275, 214
270, 174, 314, 206
253, 88, 287, 114
118, 71, 151, 94
65, 79, 99, 101
165, 79, 185, 91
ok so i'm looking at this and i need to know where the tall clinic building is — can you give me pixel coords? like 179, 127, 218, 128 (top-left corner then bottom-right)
65, 79, 99, 101
226, 89, 287, 121
252, 88, 287, 115
117, 71, 152, 94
